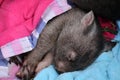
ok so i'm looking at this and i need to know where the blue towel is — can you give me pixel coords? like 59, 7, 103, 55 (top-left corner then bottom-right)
34, 21, 120, 80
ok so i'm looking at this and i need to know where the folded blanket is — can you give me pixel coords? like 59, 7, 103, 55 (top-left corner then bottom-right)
34, 21, 120, 80
0, 0, 71, 79
0, 0, 52, 46
0, 0, 71, 58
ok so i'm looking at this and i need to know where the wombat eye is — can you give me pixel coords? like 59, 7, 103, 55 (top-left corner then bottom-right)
68, 59, 74, 62
66, 55, 75, 62
66, 51, 76, 61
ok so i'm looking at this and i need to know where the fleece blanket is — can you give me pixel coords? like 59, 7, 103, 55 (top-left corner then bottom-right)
0, 0, 52, 46
0, 0, 71, 58
34, 21, 120, 80
0, 0, 71, 79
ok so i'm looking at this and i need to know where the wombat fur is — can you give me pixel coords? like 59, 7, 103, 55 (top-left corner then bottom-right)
10, 7, 115, 80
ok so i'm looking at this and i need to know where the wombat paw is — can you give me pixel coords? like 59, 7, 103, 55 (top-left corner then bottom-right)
16, 59, 38, 80
9, 56, 22, 66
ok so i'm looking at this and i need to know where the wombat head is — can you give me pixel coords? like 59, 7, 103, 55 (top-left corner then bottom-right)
54, 10, 105, 72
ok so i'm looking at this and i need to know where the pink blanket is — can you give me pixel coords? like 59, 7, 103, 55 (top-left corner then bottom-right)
0, 0, 53, 46
0, 0, 71, 58
0, 0, 71, 79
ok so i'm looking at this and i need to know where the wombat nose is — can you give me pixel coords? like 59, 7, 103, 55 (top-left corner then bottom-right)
54, 62, 65, 73
54, 66, 65, 73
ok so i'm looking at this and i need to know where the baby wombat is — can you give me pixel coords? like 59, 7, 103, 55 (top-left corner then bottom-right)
53, 8, 115, 72
70, 0, 120, 20
10, 7, 115, 80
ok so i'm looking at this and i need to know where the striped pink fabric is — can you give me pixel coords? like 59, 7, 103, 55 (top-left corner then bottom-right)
0, 0, 71, 58
0, 0, 53, 46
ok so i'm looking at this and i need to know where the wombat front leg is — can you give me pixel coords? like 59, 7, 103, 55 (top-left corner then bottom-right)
35, 51, 53, 73
16, 16, 65, 80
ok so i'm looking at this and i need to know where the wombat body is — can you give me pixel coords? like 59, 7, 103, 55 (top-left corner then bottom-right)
10, 7, 115, 80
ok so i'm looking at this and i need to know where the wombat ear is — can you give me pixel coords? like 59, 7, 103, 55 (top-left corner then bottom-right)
81, 11, 94, 27
66, 51, 76, 61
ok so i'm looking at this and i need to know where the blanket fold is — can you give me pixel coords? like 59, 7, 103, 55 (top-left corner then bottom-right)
0, 0, 53, 46
0, 0, 71, 58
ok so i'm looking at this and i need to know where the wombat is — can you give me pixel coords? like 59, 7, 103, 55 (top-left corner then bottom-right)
69, 0, 120, 20
9, 7, 115, 80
